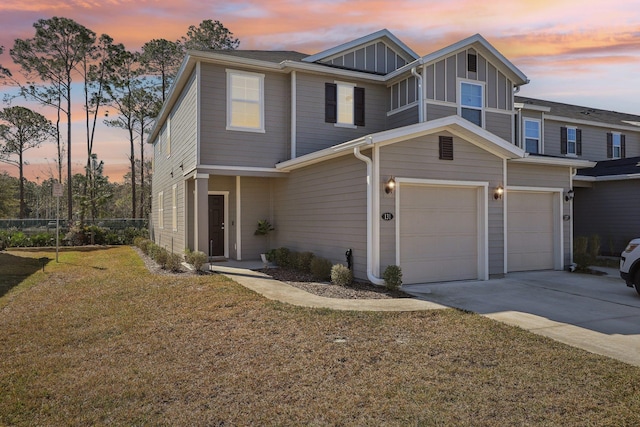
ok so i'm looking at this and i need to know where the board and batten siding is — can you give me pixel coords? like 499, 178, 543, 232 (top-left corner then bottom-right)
272, 155, 368, 280
379, 134, 505, 275
507, 162, 572, 266
574, 181, 640, 255
151, 70, 198, 254
294, 73, 387, 157
199, 63, 290, 168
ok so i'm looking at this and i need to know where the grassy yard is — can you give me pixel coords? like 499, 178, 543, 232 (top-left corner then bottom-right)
1, 247, 639, 426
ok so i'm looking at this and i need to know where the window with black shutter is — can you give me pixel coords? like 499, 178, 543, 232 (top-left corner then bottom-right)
354, 87, 365, 126
439, 136, 454, 160
325, 83, 337, 123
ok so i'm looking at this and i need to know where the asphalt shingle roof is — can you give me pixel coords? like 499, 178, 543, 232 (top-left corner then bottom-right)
515, 96, 640, 128
199, 50, 309, 64
577, 156, 640, 177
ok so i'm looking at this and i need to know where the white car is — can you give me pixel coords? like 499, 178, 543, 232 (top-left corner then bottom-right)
620, 238, 640, 295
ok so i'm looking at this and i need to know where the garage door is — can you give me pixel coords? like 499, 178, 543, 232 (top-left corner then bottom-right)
507, 191, 555, 272
399, 185, 479, 284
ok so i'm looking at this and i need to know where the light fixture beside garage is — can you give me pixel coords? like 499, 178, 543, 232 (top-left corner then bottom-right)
493, 185, 504, 200
564, 189, 574, 202
385, 177, 396, 194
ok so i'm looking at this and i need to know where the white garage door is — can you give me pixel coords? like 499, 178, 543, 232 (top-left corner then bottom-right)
399, 185, 479, 284
507, 191, 555, 272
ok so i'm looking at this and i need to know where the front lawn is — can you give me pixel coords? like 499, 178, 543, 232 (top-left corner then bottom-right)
1, 247, 638, 425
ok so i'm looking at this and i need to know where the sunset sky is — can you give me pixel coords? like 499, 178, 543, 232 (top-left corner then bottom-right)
1, 0, 639, 183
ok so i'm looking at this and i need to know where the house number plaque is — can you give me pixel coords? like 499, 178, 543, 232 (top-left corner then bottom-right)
381, 212, 394, 221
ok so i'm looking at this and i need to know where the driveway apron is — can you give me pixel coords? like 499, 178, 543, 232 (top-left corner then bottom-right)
404, 270, 640, 367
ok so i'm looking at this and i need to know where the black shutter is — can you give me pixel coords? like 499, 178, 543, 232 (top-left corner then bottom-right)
621, 134, 626, 158
576, 129, 582, 155
354, 87, 365, 126
439, 136, 454, 160
560, 127, 568, 154
606, 132, 613, 158
325, 83, 337, 123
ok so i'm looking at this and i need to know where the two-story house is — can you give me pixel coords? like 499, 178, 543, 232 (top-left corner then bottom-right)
148, 29, 594, 285
513, 97, 640, 254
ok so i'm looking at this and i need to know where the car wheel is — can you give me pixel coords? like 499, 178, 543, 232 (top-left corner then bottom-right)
635, 270, 640, 296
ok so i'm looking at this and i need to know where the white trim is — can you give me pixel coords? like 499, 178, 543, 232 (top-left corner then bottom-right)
523, 117, 542, 154
574, 173, 640, 182
208, 191, 230, 259
226, 69, 265, 133
510, 156, 595, 168
515, 102, 551, 113
394, 178, 489, 282
196, 62, 201, 167
545, 114, 640, 133
386, 101, 419, 117
158, 191, 164, 229
505, 186, 564, 271
334, 80, 357, 127
458, 79, 486, 128
502, 158, 508, 274
236, 176, 242, 261
171, 184, 177, 232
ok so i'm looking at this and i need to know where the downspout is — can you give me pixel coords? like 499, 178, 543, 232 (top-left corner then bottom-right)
291, 70, 297, 159
354, 143, 384, 285
411, 67, 424, 123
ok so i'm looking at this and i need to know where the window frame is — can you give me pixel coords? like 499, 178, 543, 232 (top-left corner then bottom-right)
523, 118, 541, 154
459, 80, 484, 127
158, 191, 164, 229
566, 126, 577, 155
226, 69, 265, 133
612, 132, 622, 159
171, 184, 177, 232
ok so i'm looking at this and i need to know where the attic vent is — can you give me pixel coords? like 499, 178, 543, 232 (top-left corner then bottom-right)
439, 136, 454, 160
467, 53, 477, 73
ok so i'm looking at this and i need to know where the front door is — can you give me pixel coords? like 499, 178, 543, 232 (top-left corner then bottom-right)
208, 195, 225, 257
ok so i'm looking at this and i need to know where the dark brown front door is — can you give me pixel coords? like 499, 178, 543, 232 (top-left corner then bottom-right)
208, 195, 224, 257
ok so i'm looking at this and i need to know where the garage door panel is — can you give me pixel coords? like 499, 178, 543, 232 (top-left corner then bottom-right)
508, 191, 555, 272
400, 185, 479, 284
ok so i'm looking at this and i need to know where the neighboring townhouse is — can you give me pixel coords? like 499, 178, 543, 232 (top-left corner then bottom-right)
148, 29, 593, 285
514, 97, 640, 254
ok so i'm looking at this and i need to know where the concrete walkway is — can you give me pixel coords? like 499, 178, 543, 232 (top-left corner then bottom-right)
209, 264, 446, 311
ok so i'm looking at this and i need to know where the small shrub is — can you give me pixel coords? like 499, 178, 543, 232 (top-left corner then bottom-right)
105, 232, 121, 245
9, 231, 31, 247
165, 253, 183, 272
287, 251, 299, 269
296, 251, 314, 273
190, 251, 208, 272
310, 256, 332, 281
184, 248, 194, 264
265, 249, 276, 263
65, 223, 86, 246
31, 232, 54, 247
573, 236, 592, 271
154, 247, 169, 268
84, 225, 106, 245
331, 264, 352, 286
273, 247, 291, 268
589, 234, 600, 259
123, 227, 147, 244
383, 265, 403, 291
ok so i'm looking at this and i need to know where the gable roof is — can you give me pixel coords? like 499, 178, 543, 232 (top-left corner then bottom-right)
302, 29, 420, 64
207, 50, 308, 64
577, 156, 640, 177
277, 115, 527, 172
516, 96, 640, 129
388, 33, 528, 86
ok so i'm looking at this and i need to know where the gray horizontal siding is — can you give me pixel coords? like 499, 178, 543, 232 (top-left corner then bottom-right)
426, 103, 457, 121
239, 176, 274, 259
295, 73, 387, 157
543, 119, 640, 161
380, 134, 505, 275
574, 180, 640, 255
272, 155, 368, 280
387, 106, 419, 129
486, 111, 514, 143
199, 63, 290, 167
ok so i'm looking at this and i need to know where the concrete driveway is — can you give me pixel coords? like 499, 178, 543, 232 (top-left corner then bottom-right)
403, 269, 640, 367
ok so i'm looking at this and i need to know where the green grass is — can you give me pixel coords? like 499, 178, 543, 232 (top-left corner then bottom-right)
1, 247, 639, 425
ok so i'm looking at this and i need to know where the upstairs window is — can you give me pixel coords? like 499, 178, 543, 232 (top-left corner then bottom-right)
325, 82, 365, 127
524, 119, 541, 154
226, 70, 265, 132
460, 82, 483, 127
607, 132, 626, 159
561, 126, 582, 156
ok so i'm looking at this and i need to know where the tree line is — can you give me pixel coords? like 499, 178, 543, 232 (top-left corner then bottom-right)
0, 18, 239, 220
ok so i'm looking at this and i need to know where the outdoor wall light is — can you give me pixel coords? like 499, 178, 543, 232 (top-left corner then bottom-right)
494, 185, 504, 200
564, 189, 574, 202
385, 177, 396, 194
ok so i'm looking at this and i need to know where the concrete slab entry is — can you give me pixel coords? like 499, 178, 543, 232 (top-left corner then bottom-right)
404, 270, 640, 367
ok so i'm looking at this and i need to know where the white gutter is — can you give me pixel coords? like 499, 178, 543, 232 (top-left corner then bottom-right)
353, 143, 384, 285
411, 67, 424, 122
291, 70, 297, 159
